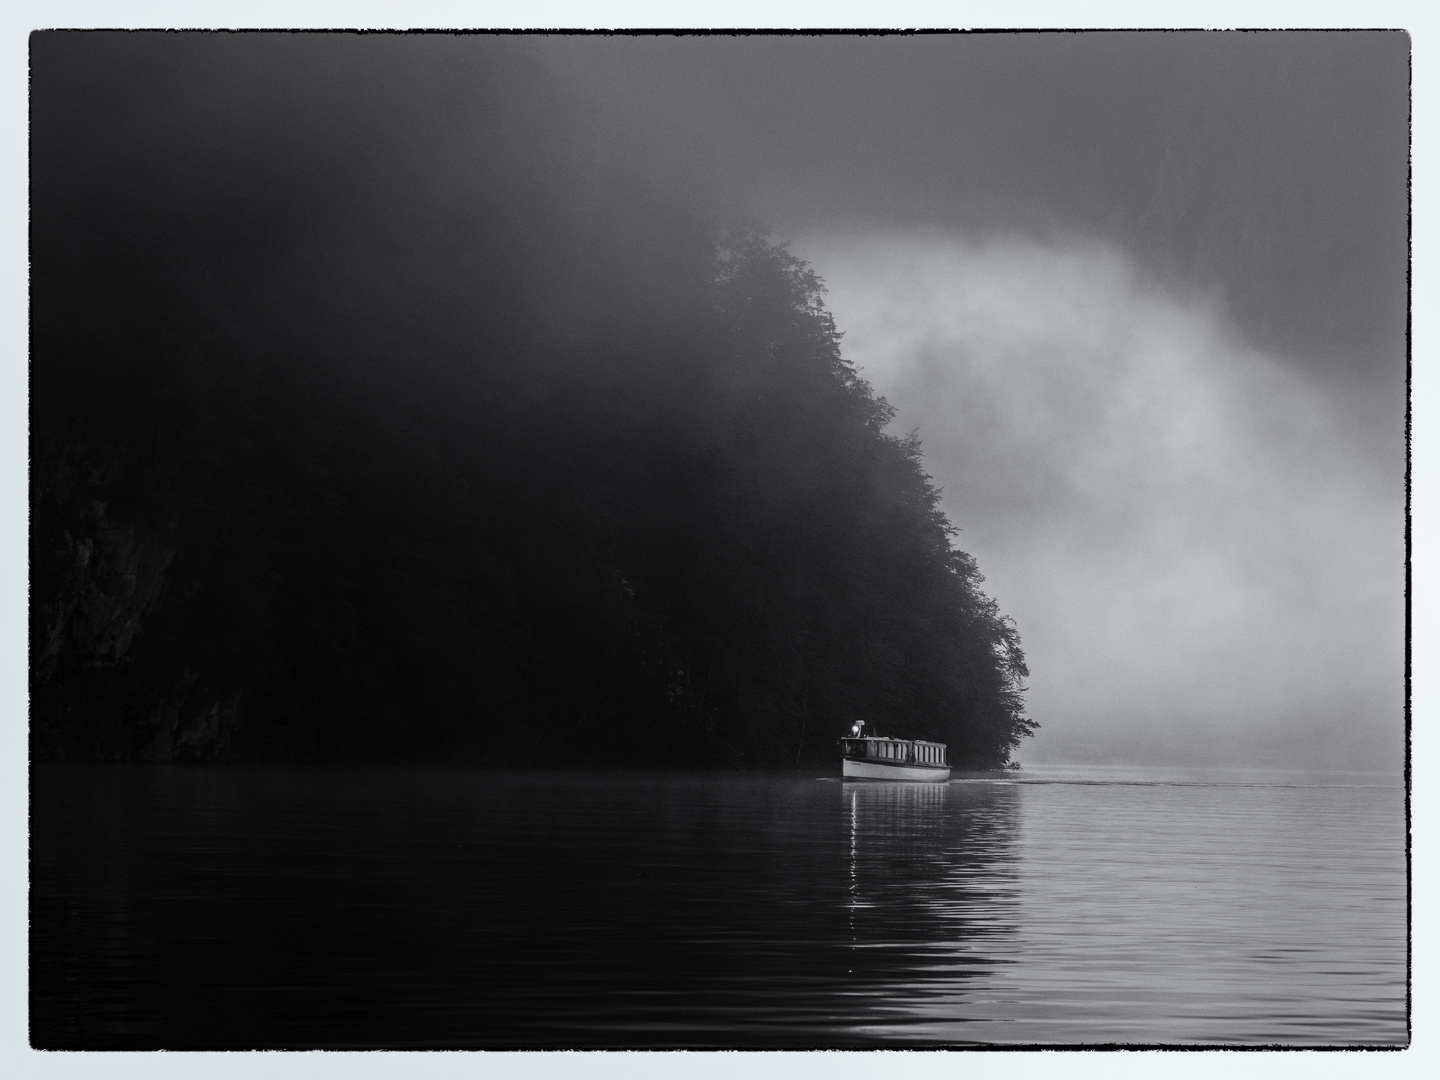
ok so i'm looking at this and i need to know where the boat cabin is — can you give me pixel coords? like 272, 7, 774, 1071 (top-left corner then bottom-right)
839, 736, 947, 766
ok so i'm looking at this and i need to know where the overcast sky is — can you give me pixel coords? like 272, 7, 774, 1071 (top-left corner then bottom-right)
548, 32, 1408, 769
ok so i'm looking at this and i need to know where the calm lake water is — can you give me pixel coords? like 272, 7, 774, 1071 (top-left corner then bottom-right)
30, 763, 1407, 1048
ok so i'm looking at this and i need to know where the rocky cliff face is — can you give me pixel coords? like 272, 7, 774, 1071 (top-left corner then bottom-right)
34, 503, 173, 682
31, 448, 241, 762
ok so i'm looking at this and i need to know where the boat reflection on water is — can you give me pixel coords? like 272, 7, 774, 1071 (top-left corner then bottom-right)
847, 780, 951, 916
838, 778, 1023, 1039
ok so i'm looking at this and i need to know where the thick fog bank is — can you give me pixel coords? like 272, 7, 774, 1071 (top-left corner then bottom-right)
798, 232, 1404, 772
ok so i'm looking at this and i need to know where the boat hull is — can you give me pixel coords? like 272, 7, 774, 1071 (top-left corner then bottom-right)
842, 758, 951, 782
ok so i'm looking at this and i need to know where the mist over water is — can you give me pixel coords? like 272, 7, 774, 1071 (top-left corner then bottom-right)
796, 233, 1404, 772
26, 34, 1410, 1052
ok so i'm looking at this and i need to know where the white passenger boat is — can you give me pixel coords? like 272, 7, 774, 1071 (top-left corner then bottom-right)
838, 722, 950, 782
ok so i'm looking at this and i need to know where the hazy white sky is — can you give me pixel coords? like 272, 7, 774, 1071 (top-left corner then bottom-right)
798, 232, 1403, 770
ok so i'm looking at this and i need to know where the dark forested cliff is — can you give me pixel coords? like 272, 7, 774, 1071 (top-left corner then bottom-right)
30, 34, 1035, 769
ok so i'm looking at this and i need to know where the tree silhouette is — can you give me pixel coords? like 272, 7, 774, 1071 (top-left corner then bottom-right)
30, 35, 1035, 769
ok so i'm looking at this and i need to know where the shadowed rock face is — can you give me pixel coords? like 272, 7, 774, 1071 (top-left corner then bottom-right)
32, 448, 238, 762
39, 505, 173, 675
